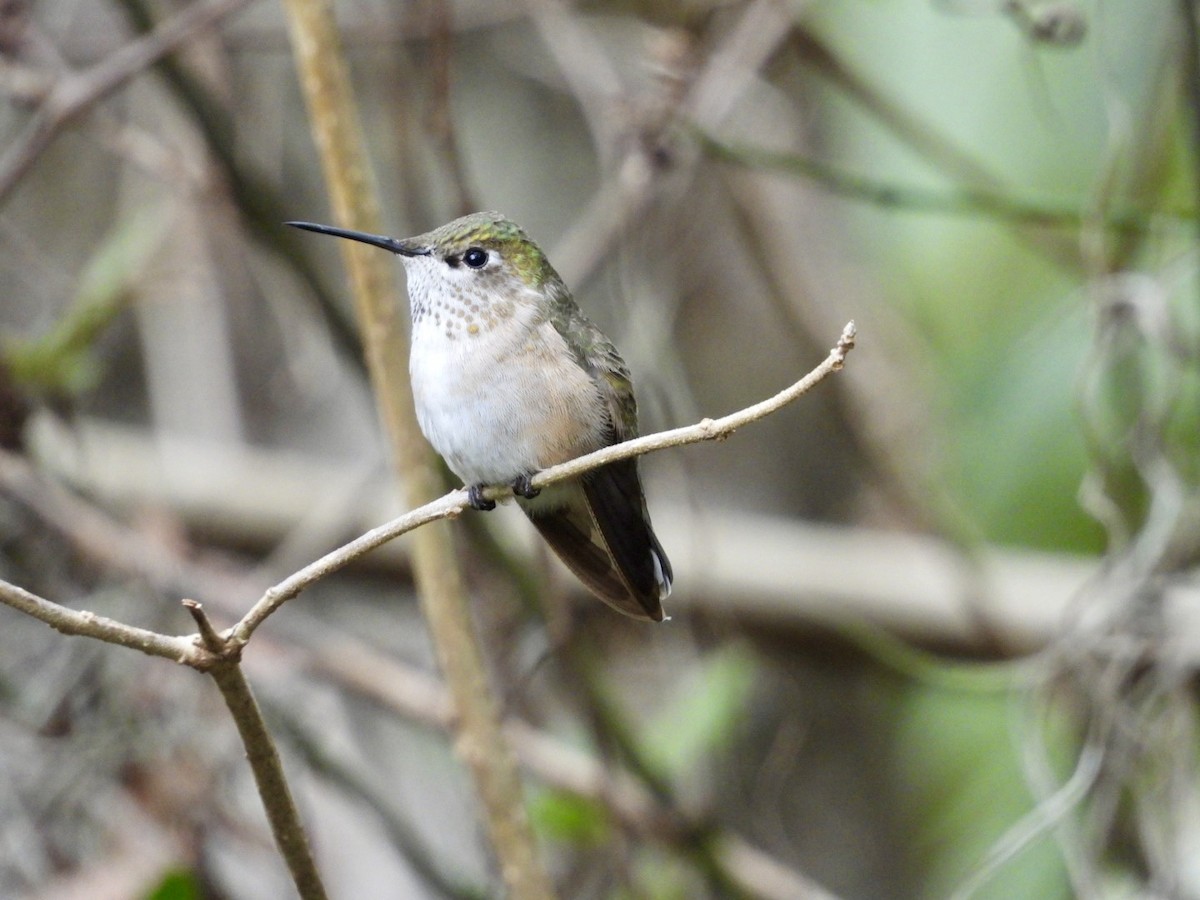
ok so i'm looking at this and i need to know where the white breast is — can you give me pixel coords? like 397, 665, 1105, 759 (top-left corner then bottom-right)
407, 288, 608, 487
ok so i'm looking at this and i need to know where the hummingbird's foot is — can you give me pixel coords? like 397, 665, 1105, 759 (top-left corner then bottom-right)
467, 484, 497, 511
511, 473, 541, 500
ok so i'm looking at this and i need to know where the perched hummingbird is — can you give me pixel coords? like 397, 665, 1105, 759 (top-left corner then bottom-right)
288, 212, 672, 621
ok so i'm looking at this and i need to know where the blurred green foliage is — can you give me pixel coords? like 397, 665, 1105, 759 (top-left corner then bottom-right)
530, 788, 612, 846
810, 0, 1190, 556
143, 868, 200, 900
4, 207, 162, 399
640, 645, 757, 780
801, 2, 1192, 896
893, 683, 1072, 899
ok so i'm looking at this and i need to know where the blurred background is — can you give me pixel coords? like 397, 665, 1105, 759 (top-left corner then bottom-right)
2, 0, 1199, 897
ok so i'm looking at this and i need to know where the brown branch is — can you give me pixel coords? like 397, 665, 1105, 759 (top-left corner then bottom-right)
208, 669, 323, 897
186, 602, 328, 900
547, 0, 796, 287
227, 321, 857, 645
0, 577, 194, 662
227, 492, 464, 645
520, 320, 855, 492
0, 593, 328, 897
0, 320, 854, 659
0, 0, 256, 206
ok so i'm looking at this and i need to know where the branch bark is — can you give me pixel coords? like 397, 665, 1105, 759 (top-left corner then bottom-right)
185, 600, 328, 900
0, 578, 193, 662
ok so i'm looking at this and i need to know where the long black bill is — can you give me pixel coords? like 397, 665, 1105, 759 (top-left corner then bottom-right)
286, 221, 429, 257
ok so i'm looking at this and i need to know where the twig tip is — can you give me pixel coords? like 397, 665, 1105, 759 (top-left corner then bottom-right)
183, 598, 228, 655
832, 320, 857, 367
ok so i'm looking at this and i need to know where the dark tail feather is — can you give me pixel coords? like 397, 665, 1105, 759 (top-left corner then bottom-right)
523, 462, 670, 622
582, 460, 672, 604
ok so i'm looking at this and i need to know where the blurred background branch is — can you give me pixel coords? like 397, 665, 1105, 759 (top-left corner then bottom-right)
279, 0, 554, 894
0, 0, 254, 204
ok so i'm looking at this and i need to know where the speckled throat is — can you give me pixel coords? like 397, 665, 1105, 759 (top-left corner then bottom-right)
405, 267, 522, 341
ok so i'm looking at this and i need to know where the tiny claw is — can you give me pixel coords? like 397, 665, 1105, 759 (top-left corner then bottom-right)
467, 484, 496, 511
512, 473, 540, 500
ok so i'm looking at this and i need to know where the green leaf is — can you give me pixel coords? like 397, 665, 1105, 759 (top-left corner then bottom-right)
951, 305, 1104, 553
143, 867, 200, 900
894, 683, 1073, 900
640, 646, 757, 778
5, 206, 165, 398
529, 787, 610, 846
618, 848, 693, 900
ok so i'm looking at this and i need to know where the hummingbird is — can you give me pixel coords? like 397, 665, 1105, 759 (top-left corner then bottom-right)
288, 212, 672, 622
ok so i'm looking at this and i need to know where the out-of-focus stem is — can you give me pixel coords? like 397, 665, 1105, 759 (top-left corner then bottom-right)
279, 1, 555, 896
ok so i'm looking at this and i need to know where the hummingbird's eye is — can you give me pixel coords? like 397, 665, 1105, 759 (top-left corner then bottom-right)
463, 247, 489, 269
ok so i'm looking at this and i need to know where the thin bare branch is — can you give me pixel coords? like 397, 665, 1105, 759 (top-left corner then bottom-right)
206, 642, 329, 900
183, 597, 226, 654
189, 598, 329, 899
228, 492, 464, 644
549, 0, 796, 287
0, 577, 195, 662
522, 320, 855, 491
229, 321, 856, 644
0, 321, 853, 661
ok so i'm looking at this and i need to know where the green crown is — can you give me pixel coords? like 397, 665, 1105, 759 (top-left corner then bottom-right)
418, 212, 554, 288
